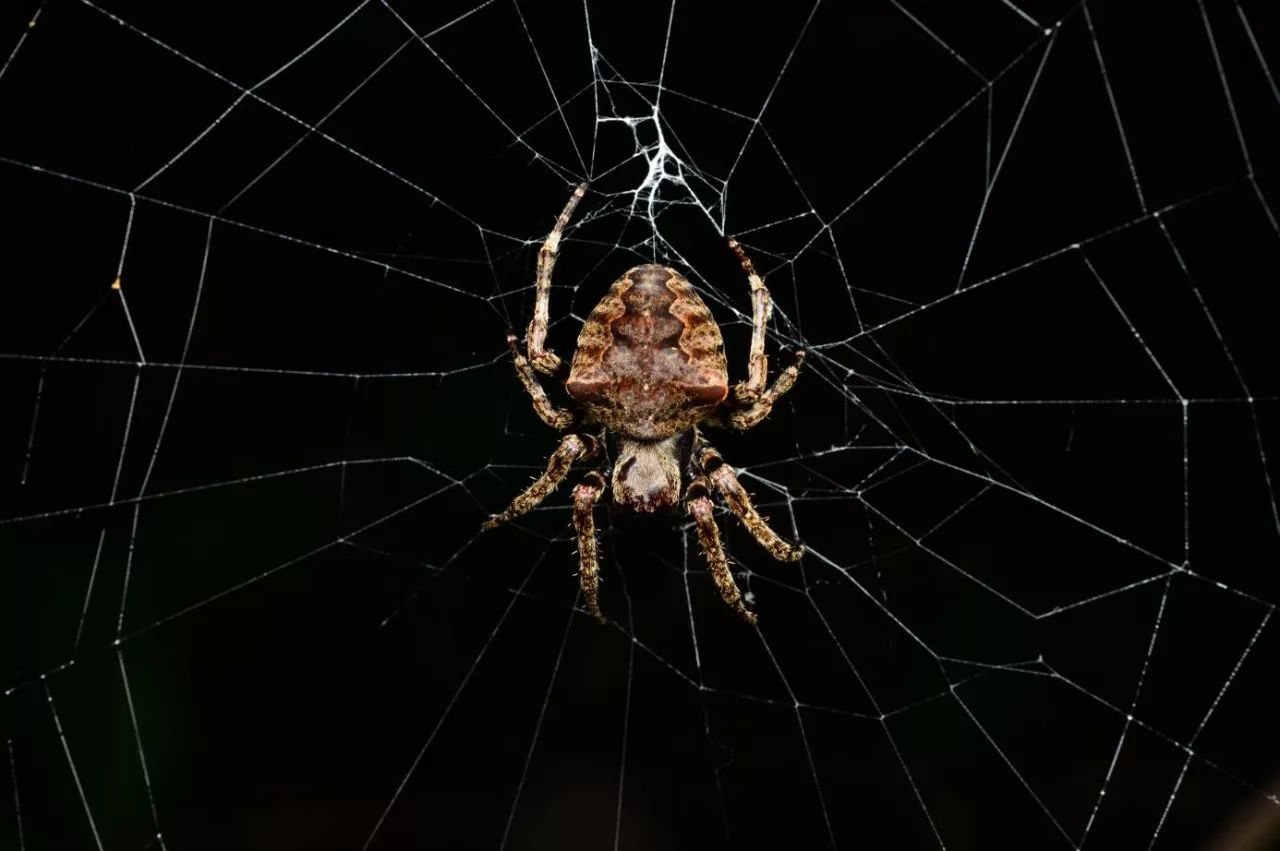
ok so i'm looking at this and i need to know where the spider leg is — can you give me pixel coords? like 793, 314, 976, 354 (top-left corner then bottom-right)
698, 443, 804, 562
725, 350, 805, 431
727, 237, 774, 404
505, 331, 574, 430
527, 182, 588, 375
687, 476, 758, 625
482, 433, 597, 529
723, 238, 804, 429
571, 471, 607, 622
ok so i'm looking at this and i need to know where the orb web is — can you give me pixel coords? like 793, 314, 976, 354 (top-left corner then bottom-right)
1, 0, 1278, 848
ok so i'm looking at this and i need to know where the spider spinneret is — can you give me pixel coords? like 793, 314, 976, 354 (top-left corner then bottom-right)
483, 184, 805, 625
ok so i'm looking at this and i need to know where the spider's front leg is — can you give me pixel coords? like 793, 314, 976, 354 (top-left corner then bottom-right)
527, 182, 587, 375
483, 433, 598, 529
687, 475, 758, 625
571, 471, 607, 622
697, 443, 803, 563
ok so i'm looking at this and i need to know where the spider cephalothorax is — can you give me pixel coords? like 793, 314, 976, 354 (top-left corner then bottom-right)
483, 184, 805, 624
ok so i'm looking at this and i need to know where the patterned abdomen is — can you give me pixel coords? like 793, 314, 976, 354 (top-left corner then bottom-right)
565, 265, 728, 439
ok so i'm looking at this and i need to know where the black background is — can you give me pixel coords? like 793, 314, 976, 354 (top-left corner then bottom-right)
2, 1, 1279, 849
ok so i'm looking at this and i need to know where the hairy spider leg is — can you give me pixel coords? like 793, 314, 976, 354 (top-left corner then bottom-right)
687, 476, 758, 624
727, 237, 774, 403
725, 350, 805, 431
482, 433, 597, 529
572, 471, 607, 622
698, 444, 804, 562
723, 238, 805, 429
505, 331, 573, 429
527, 182, 588, 375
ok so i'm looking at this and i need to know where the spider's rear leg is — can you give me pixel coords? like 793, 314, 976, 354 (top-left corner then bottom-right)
726, 350, 805, 431
727, 237, 773, 404
482, 433, 597, 529
527, 182, 588, 375
687, 476, 758, 625
506, 331, 574, 430
724, 237, 804, 430
699, 445, 803, 562
572, 471, 607, 623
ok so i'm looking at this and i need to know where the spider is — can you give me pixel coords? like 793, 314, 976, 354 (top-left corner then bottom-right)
483, 184, 805, 625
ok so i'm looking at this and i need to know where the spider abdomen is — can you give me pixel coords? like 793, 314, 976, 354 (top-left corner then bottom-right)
565, 264, 728, 439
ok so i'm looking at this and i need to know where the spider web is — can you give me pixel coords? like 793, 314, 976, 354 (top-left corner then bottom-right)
1, 0, 1279, 848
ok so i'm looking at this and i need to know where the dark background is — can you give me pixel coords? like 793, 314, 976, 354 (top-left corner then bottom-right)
1, 0, 1278, 848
